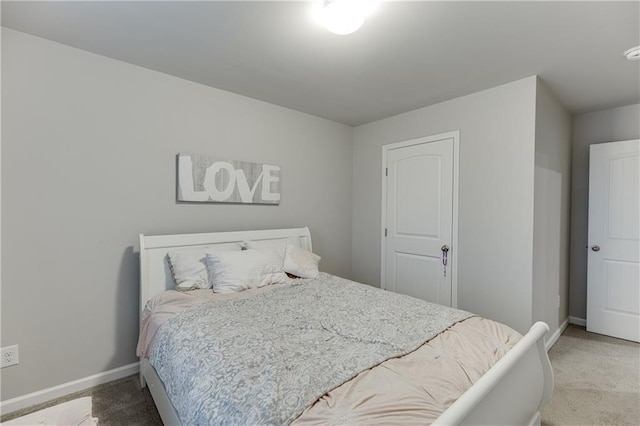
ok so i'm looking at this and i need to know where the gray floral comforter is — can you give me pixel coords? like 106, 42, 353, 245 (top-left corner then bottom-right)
150, 273, 473, 425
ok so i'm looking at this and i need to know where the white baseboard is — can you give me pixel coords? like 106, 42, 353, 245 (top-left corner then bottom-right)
569, 316, 586, 327
0, 362, 139, 415
545, 318, 569, 351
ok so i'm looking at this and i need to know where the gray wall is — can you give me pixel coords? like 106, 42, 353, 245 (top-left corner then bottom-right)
532, 79, 572, 333
353, 76, 538, 333
569, 103, 640, 320
1, 28, 353, 400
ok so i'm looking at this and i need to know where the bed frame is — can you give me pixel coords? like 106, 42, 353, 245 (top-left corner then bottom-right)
139, 227, 553, 426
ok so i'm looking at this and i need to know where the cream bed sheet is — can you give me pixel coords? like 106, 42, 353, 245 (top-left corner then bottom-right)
137, 283, 521, 425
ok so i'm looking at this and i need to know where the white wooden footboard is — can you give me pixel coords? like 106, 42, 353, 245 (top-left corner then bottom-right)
434, 321, 554, 426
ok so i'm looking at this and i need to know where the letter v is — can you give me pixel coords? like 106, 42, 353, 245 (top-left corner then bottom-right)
235, 169, 263, 203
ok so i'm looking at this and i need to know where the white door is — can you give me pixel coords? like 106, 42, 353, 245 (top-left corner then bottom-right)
382, 132, 457, 307
587, 139, 640, 342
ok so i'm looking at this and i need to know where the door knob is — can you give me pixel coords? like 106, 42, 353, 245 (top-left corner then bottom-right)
591, 245, 600, 252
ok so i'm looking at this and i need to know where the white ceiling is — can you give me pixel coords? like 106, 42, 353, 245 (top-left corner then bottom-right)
2, 1, 639, 126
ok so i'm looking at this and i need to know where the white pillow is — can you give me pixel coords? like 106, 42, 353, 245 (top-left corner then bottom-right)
246, 237, 301, 263
205, 247, 288, 293
283, 244, 321, 279
167, 243, 242, 290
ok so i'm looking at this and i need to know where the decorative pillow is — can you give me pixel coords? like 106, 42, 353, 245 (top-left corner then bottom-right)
167, 243, 242, 290
283, 244, 321, 279
205, 247, 288, 293
246, 237, 301, 263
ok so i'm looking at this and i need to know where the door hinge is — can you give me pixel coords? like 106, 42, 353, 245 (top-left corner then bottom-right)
384, 228, 387, 237
385, 168, 388, 176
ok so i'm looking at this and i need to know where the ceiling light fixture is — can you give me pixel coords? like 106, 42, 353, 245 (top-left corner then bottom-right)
314, 0, 379, 35
623, 46, 640, 61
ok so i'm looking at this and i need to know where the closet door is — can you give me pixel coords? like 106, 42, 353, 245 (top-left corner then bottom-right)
382, 132, 458, 307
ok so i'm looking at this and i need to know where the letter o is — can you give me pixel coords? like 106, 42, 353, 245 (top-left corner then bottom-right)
203, 162, 236, 201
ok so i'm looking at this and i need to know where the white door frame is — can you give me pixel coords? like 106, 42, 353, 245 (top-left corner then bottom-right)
381, 130, 460, 308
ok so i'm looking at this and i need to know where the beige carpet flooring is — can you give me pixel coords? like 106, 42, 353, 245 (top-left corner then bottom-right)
2, 325, 638, 425
541, 325, 640, 426
1, 376, 161, 425
2, 397, 95, 425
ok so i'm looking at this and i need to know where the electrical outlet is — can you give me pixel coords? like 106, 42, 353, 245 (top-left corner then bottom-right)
1, 345, 19, 368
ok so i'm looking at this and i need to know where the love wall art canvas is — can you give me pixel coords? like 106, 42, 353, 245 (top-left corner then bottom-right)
177, 153, 281, 205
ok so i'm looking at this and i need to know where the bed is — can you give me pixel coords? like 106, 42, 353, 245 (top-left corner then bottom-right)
138, 227, 553, 425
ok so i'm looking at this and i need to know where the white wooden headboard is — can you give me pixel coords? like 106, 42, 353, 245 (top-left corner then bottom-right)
139, 227, 312, 315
